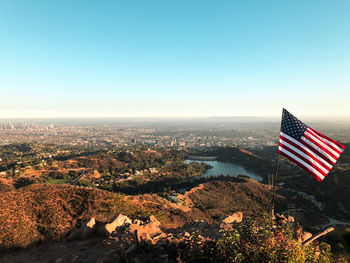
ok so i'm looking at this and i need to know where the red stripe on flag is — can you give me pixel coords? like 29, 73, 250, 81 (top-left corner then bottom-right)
306, 128, 342, 154
309, 127, 346, 150
299, 138, 336, 165
280, 135, 331, 171
279, 150, 323, 182
279, 142, 327, 177
303, 133, 338, 160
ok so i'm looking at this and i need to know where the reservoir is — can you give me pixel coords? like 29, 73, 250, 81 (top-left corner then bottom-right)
186, 160, 263, 182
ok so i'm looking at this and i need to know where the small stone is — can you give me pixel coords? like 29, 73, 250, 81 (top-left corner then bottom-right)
302, 232, 312, 242
222, 212, 243, 224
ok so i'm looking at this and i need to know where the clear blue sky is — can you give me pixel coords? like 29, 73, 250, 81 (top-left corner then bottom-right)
0, 0, 349, 118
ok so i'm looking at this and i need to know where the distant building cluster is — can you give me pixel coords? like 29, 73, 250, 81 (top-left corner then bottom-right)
0, 121, 280, 149
0, 122, 55, 130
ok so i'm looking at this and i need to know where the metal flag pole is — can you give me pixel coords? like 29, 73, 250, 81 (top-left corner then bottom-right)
271, 108, 285, 219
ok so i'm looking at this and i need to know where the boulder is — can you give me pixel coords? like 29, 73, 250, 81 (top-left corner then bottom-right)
301, 231, 312, 243
153, 232, 167, 241
184, 232, 190, 238
295, 227, 313, 243
139, 231, 153, 243
98, 214, 132, 236
222, 212, 243, 224
68, 217, 96, 240
129, 215, 162, 238
145, 216, 162, 235
149, 215, 161, 227
82, 217, 96, 238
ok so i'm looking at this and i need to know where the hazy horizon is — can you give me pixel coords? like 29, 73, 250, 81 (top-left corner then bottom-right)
1, 114, 350, 123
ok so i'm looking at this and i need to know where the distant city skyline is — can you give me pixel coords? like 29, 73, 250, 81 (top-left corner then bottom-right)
1, 1, 349, 118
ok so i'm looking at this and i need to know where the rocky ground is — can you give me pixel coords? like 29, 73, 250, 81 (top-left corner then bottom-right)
0, 176, 347, 262
0, 212, 315, 263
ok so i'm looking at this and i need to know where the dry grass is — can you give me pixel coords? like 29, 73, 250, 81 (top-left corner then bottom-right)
0, 177, 286, 251
187, 177, 285, 222
0, 184, 133, 249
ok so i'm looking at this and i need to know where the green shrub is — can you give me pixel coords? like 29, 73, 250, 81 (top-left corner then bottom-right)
180, 215, 342, 263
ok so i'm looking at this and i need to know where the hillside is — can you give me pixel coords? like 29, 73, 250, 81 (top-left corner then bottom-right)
0, 177, 287, 250
0, 204, 342, 262
1, 175, 348, 262
0, 184, 145, 249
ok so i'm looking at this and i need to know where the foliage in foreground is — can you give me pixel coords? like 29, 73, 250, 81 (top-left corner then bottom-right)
179, 215, 348, 263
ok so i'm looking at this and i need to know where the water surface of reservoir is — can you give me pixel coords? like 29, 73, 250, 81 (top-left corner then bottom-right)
186, 160, 263, 182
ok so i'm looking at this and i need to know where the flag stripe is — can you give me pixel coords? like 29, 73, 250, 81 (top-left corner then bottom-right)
310, 127, 346, 150
279, 147, 324, 181
280, 135, 331, 172
300, 136, 336, 164
305, 130, 341, 156
307, 128, 337, 151
279, 109, 345, 181
280, 134, 331, 171
280, 132, 333, 169
279, 141, 329, 175
308, 127, 345, 152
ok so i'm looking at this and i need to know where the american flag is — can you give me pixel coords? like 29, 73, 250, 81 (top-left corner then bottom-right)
279, 109, 345, 182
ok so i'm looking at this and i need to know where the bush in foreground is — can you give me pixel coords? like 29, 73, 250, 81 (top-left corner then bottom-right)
179, 215, 348, 263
